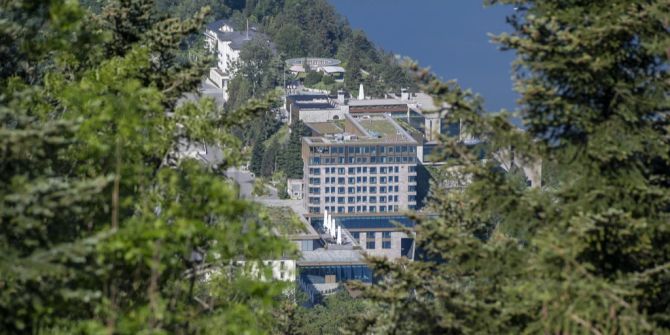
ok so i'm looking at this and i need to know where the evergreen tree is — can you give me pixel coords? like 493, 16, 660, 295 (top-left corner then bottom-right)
261, 138, 279, 177
356, 0, 670, 334
1, 1, 292, 333
281, 121, 309, 179
250, 140, 265, 176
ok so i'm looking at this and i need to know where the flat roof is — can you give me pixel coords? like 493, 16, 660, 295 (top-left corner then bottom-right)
286, 57, 341, 67
204, 19, 271, 50
321, 66, 346, 73
348, 98, 407, 107
299, 249, 366, 266
306, 122, 343, 135
303, 115, 418, 145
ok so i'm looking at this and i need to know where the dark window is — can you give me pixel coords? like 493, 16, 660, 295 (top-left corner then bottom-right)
366, 232, 375, 238
382, 241, 391, 249
366, 241, 376, 249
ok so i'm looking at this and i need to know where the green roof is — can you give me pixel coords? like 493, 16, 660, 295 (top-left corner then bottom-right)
262, 206, 309, 235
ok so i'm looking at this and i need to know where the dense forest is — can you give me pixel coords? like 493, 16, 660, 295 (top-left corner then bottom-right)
3, 0, 669, 334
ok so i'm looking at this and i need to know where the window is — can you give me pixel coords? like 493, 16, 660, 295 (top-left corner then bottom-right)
348, 167, 355, 174
409, 166, 417, 173
395, 176, 399, 182
380, 177, 387, 184
395, 186, 399, 192
366, 232, 375, 238
348, 177, 355, 183
370, 177, 377, 184
352, 232, 360, 241
382, 241, 391, 249
357, 167, 362, 173
363, 167, 368, 173
308, 197, 320, 204
309, 207, 320, 213
310, 168, 320, 175
409, 195, 417, 202
370, 167, 377, 174
338, 197, 345, 204
337, 206, 344, 213
348, 187, 355, 193
366, 241, 376, 249
309, 178, 320, 185
309, 187, 320, 194
338, 177, 345, 184
409, 186, 416, 192
380, 206, 386, 212
370, 186, 377, 193
348, 196, 355, 203
382, 232, 391, 239
380, 186, 386, 193
338, 168, 345, 174
380, 167, 387, 174
369, 206, 376, 213
409, 176, 417, 182
348, 206, 355, 212
370, 196, 377, 203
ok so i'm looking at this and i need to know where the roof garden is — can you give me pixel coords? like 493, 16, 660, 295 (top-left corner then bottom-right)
262, 206, 309, 235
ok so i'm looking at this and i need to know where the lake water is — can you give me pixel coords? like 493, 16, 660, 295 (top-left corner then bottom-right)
329, 0, 518, 112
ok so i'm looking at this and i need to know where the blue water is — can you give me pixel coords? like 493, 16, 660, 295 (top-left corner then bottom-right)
329, 0, 518, 112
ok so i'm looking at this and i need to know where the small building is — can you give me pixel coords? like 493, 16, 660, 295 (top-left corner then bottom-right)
285, 58, 345, 82
285, 93, 345, 124
287, 179, 304, 200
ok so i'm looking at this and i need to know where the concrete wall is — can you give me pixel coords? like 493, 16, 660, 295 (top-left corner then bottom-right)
356, 231, 410, 260
298, 108, 344, 123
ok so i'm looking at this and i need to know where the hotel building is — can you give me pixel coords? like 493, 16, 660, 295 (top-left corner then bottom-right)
302, 114, 419, 216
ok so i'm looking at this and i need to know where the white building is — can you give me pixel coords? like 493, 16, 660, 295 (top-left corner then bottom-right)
204, 19, 272, 100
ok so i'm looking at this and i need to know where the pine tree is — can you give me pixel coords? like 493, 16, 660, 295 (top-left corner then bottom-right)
261, 138, 279, 177
1, 1, 293, 333
281, 120, 309, 179
356, 0, 670, 334
250, 140, 265, 176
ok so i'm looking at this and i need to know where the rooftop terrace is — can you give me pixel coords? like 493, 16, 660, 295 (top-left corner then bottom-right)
304, 115, 417, 145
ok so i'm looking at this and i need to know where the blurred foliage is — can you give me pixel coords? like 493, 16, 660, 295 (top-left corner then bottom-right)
354, 0, 670, 334
0, 0, 293, 334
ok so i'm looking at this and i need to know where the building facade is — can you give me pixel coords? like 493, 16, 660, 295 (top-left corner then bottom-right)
302, 114, 419, 216
204, 19, 272, 100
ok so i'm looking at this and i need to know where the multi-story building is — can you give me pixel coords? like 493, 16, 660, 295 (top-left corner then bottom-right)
302, 114, 419, 216
204, 19, 272, 100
